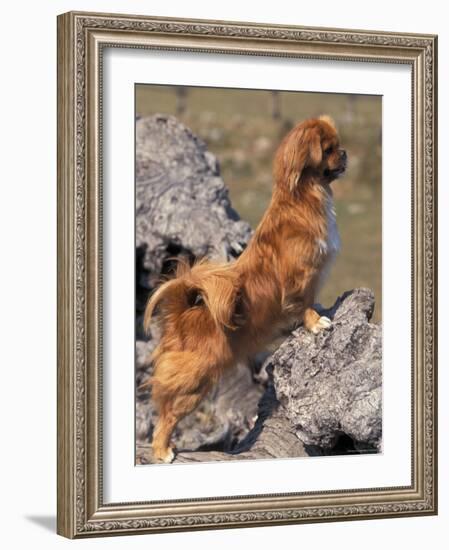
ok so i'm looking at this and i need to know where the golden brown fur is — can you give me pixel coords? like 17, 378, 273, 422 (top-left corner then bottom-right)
142, 115, 347, 463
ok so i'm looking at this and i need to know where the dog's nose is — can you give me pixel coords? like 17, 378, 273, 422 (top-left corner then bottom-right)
340, 149, 347, 161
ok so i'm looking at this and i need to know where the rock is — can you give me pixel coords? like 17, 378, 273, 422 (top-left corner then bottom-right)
272, 289, 382, 452
137, 385, 308, 464
136, 115, 252, 287
135, 339, 157, 442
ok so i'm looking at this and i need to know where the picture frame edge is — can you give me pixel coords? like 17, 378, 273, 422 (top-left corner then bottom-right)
56, 11, 438, 538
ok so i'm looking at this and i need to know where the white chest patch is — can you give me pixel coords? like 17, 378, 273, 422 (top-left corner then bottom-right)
316, 194, 341, 291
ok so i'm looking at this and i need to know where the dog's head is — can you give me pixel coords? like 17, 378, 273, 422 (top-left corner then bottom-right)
273, 115, 347, 192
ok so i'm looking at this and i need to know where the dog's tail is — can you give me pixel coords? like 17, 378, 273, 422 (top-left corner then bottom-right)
143, 259, 242, 336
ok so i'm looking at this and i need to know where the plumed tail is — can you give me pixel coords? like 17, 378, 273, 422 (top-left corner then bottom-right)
143, 277, 183, 334
143, 260, 242, 335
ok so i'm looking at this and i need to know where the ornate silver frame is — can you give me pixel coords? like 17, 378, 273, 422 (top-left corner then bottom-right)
57, 11, 438, 538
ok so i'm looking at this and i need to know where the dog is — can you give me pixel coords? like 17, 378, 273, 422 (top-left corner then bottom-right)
141, 115, 347, 463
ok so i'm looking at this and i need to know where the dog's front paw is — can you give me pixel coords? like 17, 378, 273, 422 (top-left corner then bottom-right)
152, 446, 176, 464
311, 315, 332, 334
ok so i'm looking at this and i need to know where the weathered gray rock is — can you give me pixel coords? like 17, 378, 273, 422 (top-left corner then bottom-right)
272, 289, 382, 451
135, 339, 157, 442
136, 114, 252, 287
137, 385, 309, 465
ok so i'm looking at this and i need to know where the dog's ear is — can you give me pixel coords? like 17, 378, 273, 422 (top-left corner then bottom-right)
274, 125, 323, 190
307, 129, 323, 168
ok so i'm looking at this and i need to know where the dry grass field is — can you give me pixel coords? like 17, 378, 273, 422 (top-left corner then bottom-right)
136, 85, 382, 321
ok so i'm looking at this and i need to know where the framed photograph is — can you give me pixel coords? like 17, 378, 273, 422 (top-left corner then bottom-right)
57, 11, 437, 538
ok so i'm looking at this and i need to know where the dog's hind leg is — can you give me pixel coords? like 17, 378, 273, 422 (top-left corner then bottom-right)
151, 403, 177, 464
151, 391, 208, 463
149, 350, 220, 463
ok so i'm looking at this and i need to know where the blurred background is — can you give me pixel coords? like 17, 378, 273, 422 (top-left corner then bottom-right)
136, 85, 382, 321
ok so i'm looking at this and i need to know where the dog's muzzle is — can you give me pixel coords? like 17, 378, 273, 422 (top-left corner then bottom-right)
324, 149, 347, 180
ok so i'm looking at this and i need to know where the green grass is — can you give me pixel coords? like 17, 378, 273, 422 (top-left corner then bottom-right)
136, 85, 382, 322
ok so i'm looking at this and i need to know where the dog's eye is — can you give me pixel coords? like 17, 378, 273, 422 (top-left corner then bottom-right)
324, 146, 333, 155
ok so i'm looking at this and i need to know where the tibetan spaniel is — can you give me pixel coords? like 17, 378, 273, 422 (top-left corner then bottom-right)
141, 115, 347, 463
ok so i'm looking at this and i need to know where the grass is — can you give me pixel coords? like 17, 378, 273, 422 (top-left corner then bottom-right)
136, 85, 382, 322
